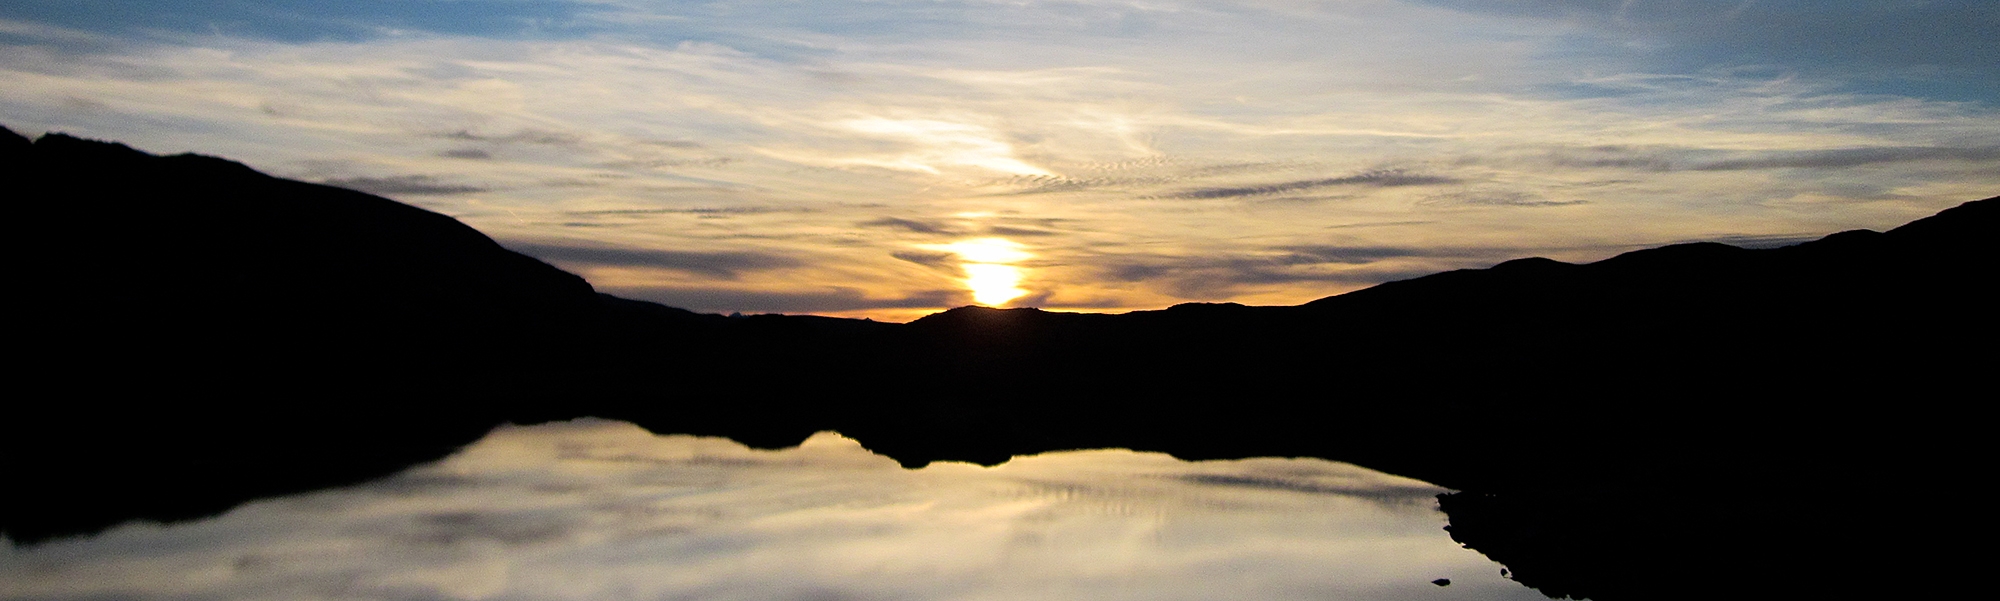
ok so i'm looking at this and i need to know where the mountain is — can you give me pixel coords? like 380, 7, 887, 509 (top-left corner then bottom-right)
3, 125, 1992, 599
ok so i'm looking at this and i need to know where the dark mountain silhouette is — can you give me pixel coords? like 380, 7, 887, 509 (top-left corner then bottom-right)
3, 125, 1992, 600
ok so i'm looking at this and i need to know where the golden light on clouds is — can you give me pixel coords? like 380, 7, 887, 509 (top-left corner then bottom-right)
927, 238, 1032, 306
835, 117, 1052, 176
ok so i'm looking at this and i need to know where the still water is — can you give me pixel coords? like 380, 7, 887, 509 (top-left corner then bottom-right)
2, 419, 1540, 601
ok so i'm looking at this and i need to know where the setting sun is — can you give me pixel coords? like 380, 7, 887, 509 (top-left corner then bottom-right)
962, 263, 1027, 306
926, 238, 1032, 306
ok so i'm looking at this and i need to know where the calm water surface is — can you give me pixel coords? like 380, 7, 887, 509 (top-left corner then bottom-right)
2, 419, 1541, 601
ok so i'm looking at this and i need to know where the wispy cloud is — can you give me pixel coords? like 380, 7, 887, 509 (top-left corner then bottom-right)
430, 128, 581, 146
0, 1, 603, 43
860, 217, 958, 235
1096, 244, 1506, 300
1155, 170, 1459, 200
1527, 144, 2000, 173
1689, 146, 2000, 171
505, 240, 800, 279
321, 174, 486, 195
1420, 190, 1585, 208
1417, 0, 2000, 92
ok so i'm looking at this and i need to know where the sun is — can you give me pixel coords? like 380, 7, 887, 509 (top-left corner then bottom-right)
924, 238, 1033, 306
963, 263, 1028, 306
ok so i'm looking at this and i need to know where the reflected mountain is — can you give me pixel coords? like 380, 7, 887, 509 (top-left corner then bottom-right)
3, 125, 1992, 599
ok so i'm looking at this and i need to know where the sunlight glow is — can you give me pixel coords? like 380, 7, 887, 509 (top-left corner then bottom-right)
932, 238, 1032, 264
926, 238, 1033, 306
963, 263, 1028, 306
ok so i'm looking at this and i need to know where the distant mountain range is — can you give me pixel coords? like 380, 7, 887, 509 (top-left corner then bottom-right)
4, 125, 1992, 600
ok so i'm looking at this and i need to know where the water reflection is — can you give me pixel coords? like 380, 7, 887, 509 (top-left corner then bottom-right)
1, 420, 1540, 601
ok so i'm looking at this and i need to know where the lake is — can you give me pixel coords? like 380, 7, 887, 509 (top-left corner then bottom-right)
1, 419, 1543, 601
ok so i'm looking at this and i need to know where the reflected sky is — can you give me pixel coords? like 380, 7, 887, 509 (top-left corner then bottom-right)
1, 419, 1544, 601
3, 2, 1996, 320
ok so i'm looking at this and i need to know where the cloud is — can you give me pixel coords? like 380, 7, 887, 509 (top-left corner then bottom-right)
1531, 144, 2000, 173
504, 241, 801, 279
1174, 473, 1441, 506
565, 206, 812, 217
1274, 245, 1451, 265
1683, 233, 1826, 250
1420, 190, 1585, 207
1536, 145, 1687, 171
0, 1, 602, 43
438, 148, 490, 160
1155, 170, 1458, 200
860, 217, 958, 234
1689, 146, 2000, 171
321, 175, 486, 195
991, 161, 1321, 197
599, 285, 959, 314
776, 116, 1053, 176
1324, 220, 1438, 229
431, 128, 580, 146
995, 174, 1178, 196
890, 250, 957, 270
981, 225, 1060, 238
1210, 265, 1444, 289
1417, 0, 2000, 93
603, 157, 736, 169
398, 510, 573, 547
1098, 245, 1493, 300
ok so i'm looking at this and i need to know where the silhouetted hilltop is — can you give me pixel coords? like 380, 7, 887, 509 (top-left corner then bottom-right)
0, 125, 30, 158
3, 125, 1991, 599
4, 128, 580, 542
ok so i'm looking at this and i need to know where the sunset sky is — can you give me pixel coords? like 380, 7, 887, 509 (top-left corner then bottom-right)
4, 1, 1996, 321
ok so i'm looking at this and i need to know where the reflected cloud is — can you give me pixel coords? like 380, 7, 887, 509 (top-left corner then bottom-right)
0, 419, 1541, 601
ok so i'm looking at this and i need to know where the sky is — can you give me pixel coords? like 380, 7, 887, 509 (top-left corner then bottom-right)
4, 1, 1997, 321
1, 419, 1542, 601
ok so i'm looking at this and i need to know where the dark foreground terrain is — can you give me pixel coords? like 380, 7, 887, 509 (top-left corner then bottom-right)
3, 125, 1992, 600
